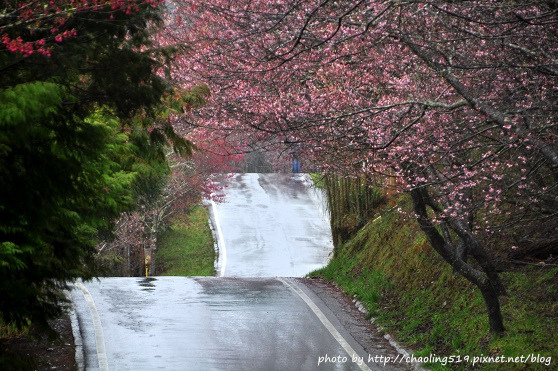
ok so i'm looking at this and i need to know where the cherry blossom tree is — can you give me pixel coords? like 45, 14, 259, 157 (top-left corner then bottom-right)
165, 0, 558, 334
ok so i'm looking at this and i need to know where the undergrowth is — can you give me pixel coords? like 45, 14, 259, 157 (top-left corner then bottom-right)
309, 195, 557, 370
156, 206, 215, 276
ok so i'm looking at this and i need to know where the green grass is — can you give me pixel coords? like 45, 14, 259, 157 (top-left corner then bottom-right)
309, 173, 326, 189
309, 195, 557, 370
156, 206, 215, 276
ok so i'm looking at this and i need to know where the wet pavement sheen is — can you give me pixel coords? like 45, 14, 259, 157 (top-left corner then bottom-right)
210, 173, 333, 277
71, 277, 372, 370
70, 174, 400, 370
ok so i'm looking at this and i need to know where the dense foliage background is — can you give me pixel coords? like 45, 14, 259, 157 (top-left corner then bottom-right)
1, 0, 556, 344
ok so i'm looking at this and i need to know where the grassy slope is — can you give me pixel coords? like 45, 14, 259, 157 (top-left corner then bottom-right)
156, 206, 215, 276
310, 195, 557, 370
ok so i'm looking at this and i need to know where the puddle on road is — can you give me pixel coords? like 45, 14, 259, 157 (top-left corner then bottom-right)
138, 277, 157, 292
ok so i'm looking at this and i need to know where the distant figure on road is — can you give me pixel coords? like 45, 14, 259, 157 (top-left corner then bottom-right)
292, 156, 300, 173
286, 138, 302, 173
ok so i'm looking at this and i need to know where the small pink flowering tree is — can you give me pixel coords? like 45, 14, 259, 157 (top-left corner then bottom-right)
97, 127, 241, 276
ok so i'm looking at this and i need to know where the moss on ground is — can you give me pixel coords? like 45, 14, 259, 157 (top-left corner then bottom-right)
309, 195, 557, 370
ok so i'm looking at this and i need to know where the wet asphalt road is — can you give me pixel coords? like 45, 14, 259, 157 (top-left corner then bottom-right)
71, 173, 407, 370
209, 173, 333, 277
71, 277, 383, 371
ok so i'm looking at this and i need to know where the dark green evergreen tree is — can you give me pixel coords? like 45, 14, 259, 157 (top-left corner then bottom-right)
0, 2, 177, 328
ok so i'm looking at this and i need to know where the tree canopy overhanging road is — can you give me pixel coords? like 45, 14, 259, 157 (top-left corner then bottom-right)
2, 2, 556, 366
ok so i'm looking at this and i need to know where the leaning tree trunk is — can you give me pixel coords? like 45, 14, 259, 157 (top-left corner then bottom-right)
410, 187, 506, 335
478, 281, 506, 334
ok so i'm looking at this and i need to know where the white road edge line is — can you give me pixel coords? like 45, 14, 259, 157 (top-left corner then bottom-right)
75, 282, 108, 371
279, 278, 372, 371
210, 199, 227, 277
68, 306, 85, 371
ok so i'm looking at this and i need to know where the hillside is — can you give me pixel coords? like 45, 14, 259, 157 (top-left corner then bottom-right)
310, 195, 557, 370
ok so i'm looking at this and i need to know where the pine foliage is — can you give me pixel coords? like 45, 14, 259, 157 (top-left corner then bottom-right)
0, 2, 182, 328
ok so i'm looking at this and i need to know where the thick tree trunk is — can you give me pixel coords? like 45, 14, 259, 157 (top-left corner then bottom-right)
479, 282, 506, 334
410, 187, 506, 334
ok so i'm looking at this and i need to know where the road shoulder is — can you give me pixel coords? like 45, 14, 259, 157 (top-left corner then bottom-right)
0, 314, 76, 371
297, 277, 411, 370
